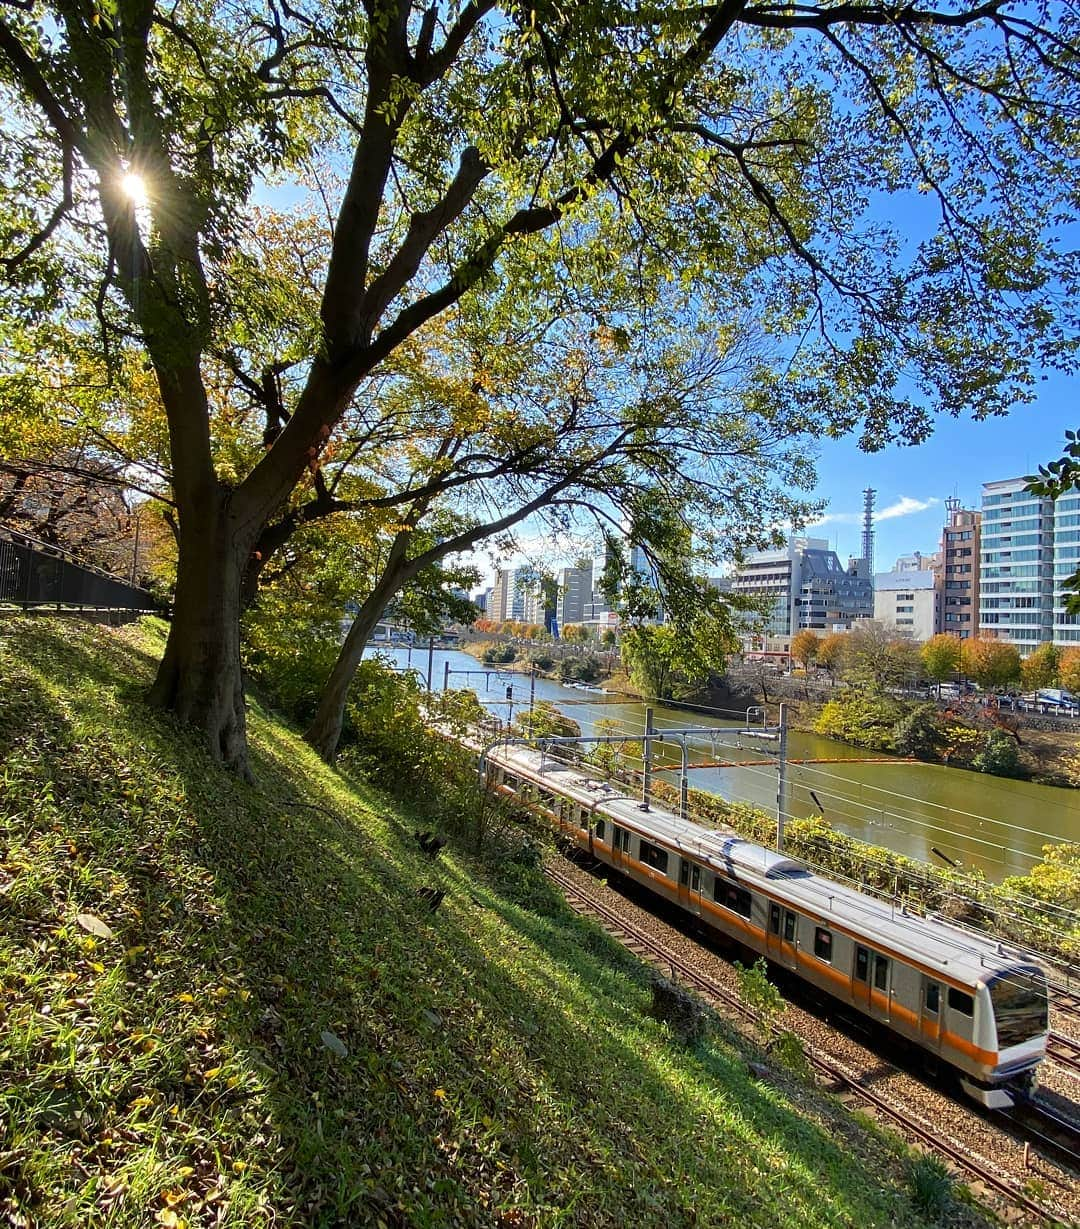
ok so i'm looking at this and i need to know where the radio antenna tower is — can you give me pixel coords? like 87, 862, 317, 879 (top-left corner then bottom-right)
861, 488, 876, 574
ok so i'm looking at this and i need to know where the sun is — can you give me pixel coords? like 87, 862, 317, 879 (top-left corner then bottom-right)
120, 171, 149, 208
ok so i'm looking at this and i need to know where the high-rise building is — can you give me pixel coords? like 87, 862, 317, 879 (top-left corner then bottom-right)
490, 567, 527, 622
978, 479, 1053, 651
556, 564, 592, 627
731, 536, 872, 644
940, 499, 981, 639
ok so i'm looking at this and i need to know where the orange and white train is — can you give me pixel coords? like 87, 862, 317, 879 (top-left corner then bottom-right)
486, 741, 1049, 1107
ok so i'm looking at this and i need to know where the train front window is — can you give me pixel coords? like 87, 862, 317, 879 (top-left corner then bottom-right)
989, 972, 1048, 1049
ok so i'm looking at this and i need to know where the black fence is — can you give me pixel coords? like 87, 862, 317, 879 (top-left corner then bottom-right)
0, 527, 158, 612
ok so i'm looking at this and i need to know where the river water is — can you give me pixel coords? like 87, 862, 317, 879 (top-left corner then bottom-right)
365, 644, 1080, 882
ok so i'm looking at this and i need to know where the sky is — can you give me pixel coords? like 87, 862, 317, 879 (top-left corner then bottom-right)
467, 374, 1077, 591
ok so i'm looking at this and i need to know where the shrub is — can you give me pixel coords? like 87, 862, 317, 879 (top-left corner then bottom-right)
482, 642, 517, 664
971, 728, 1022, 777
813, 691, 903, 751
559, 654, 600, 683
530, 652, 554, 671
891, 703, 942, 758
735, 958, 785, 1041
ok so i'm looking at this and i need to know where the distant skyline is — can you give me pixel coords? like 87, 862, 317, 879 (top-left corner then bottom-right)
468, 383, 1076, 592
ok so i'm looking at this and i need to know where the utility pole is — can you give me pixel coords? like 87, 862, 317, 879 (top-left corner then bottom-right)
426, 636, 435, 691
640, 705, 654, 811
776, 702, 789, 851
529, 665, 536, 719
443, 660, 450, 692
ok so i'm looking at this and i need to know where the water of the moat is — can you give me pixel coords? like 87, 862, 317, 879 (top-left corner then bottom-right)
365, 645, 1080, 882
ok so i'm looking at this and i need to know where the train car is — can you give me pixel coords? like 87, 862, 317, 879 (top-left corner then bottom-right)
485, 742, 1049, 1107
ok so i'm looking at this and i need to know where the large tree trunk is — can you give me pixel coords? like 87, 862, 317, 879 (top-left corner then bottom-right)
147, 486, 253, 777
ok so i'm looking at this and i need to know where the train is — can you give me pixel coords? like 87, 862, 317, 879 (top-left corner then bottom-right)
483, 740, 1050, 1107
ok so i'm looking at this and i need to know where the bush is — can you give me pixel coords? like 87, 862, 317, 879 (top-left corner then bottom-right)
482, 642, 517, 664
891, 703, 942, 758
813, 691, 904, 751
908, 1154, 953, 1219
559, 654, 600, 683
971, 728, 1022, 777
530, 652, 554, 671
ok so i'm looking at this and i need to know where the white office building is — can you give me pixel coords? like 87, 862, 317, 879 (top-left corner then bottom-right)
873, 569, 940, 640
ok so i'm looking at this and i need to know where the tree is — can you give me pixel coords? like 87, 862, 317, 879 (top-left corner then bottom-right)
816, 633, 847, 681
4, 2, 1080, 774
789, 630, 820, 672
841, 623, 920, 693
1021, 642, 1060, 691
1060, 648, 1080, 694
920, 634, 961, 689
960, 637, 1021, 690
621, 609, 735, 700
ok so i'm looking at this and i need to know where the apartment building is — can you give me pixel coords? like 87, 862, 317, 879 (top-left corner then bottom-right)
940, 499, 981, 638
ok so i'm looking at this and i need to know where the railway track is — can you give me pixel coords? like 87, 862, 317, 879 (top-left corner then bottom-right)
545, 861, 1070, 1225
1048, 1029, 1080, 1078
1051, 985, 1080, 1027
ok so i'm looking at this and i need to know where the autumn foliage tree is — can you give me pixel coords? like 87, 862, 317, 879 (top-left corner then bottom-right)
1020, 642, 1060, 691
960, 637, 1021, 690
816, 633, 847, 680
789, 630, 820, 671
920, 634, 962, 687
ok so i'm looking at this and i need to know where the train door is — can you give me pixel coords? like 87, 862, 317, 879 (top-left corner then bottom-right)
920, 977, 944, 1049
852, 945, 872, 1010
678, 858, 702, 915
766, 901, 783, 963
776, 906, 798, 971
872, 953, 891, 1021
610, 825, 628, 871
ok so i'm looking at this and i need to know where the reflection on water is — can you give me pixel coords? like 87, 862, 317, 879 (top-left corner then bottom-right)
364, 645, 1080, 881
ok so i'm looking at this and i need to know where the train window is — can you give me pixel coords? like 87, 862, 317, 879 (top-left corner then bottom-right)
769, 903, 781, 935
594, 819, 605, 840
854, 947, 869, 982
783, 910, 797, 942
924, 983, 940, 1015
989, 972, 1048, 1049
713, 877, 752, 918
640, 841, 669, 874
813, 927, 832, 962
873, 954, 889, 992
947, 988, 974, 1017
578, 808, 587, 830
610, 826, 630, 852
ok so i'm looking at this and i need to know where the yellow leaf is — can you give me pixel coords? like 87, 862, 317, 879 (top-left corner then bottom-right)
89, 961, 105, 974
212, 986, 229, 999
203, 1067, 222, 1081
129, 1095, 153, 1109
176, 993, 194, 1004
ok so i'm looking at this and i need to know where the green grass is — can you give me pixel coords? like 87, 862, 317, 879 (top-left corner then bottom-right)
0, 617, 992, 1228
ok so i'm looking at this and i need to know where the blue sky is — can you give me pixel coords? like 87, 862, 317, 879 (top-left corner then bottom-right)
809, 373, 1076, 570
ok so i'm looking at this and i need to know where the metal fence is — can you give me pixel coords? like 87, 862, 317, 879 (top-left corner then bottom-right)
0, 527, 158, 612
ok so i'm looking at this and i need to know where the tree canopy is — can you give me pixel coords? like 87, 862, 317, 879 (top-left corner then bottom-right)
2, 0, 1080, 771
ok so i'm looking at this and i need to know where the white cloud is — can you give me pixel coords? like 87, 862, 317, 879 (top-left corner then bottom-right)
808, 495, 938, 529
876, 496, 940, 521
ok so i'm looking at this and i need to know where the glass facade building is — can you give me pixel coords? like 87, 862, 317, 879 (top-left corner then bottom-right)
977, 477, 1080, 651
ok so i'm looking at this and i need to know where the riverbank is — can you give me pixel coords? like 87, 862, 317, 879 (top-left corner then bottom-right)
1, 617, 969, 1228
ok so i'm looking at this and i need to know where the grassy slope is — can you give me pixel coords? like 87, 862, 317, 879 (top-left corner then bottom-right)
0, 617, 985, 1229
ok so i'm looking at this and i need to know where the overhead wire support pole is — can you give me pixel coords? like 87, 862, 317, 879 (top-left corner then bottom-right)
777, 702, 789, 851
640, 705, 654, 812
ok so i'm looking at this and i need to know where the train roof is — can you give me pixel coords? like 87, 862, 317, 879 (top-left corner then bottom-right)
499, 744, 1040, 988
